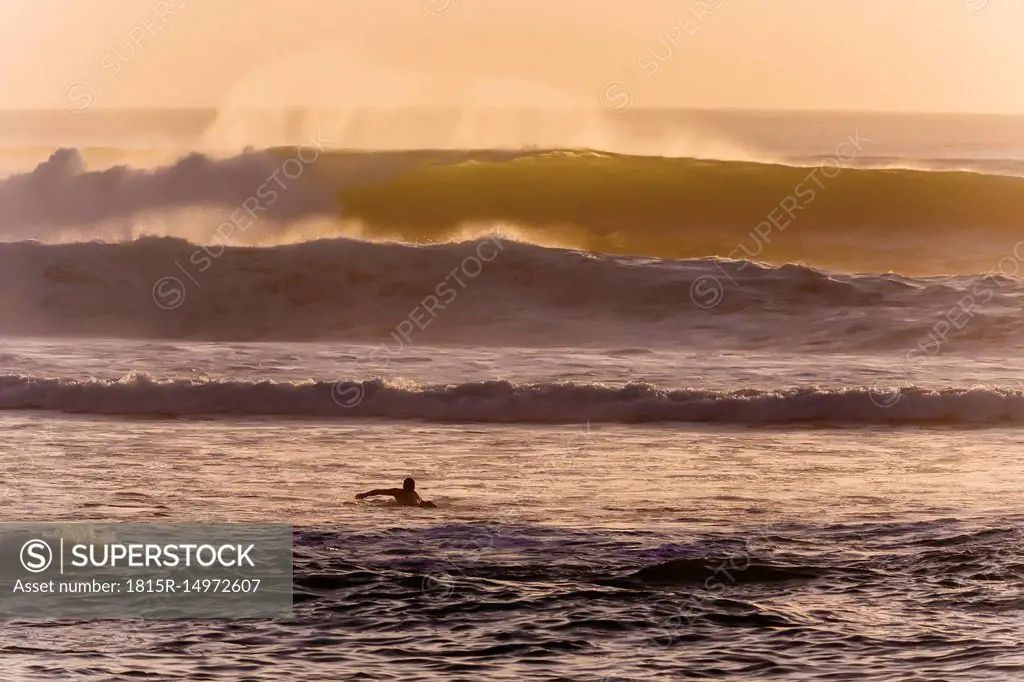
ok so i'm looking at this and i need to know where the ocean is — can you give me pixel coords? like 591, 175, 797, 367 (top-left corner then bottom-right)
2, 109, 1024, 680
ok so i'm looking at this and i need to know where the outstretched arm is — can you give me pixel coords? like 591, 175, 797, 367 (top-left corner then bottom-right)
355, 488, 401, 500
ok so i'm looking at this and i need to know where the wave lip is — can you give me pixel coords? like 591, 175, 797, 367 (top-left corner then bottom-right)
4, 374, 1024, 424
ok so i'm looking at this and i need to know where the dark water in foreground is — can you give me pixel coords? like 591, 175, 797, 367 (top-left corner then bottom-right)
6, 518, 1024, 680
2, 402, 1023, 680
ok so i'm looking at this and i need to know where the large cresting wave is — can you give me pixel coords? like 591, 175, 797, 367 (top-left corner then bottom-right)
3, 374, 1024, 425
6, 146, 1024, 272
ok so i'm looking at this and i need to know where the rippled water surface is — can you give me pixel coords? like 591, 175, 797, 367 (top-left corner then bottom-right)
2, 341, 1024, 680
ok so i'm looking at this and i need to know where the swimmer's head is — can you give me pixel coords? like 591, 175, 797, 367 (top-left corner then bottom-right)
403, 477, 415, 491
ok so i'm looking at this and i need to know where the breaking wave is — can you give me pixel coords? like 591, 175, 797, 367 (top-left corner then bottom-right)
5, 147, 1024, 271
2, 236, 1023, 349
4, 374, 1024, 425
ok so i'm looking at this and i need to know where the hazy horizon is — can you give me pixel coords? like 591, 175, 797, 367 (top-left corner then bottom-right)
1, 0, 1022, 115
6, 106, 1024, 116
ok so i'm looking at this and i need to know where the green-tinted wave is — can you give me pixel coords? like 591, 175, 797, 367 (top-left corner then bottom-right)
334, 149, 1024, 270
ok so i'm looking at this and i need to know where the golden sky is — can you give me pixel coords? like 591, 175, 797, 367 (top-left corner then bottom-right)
0, 0, 1020, 113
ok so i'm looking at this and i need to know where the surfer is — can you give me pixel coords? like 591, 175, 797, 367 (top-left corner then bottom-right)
355, 477, 436, 507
